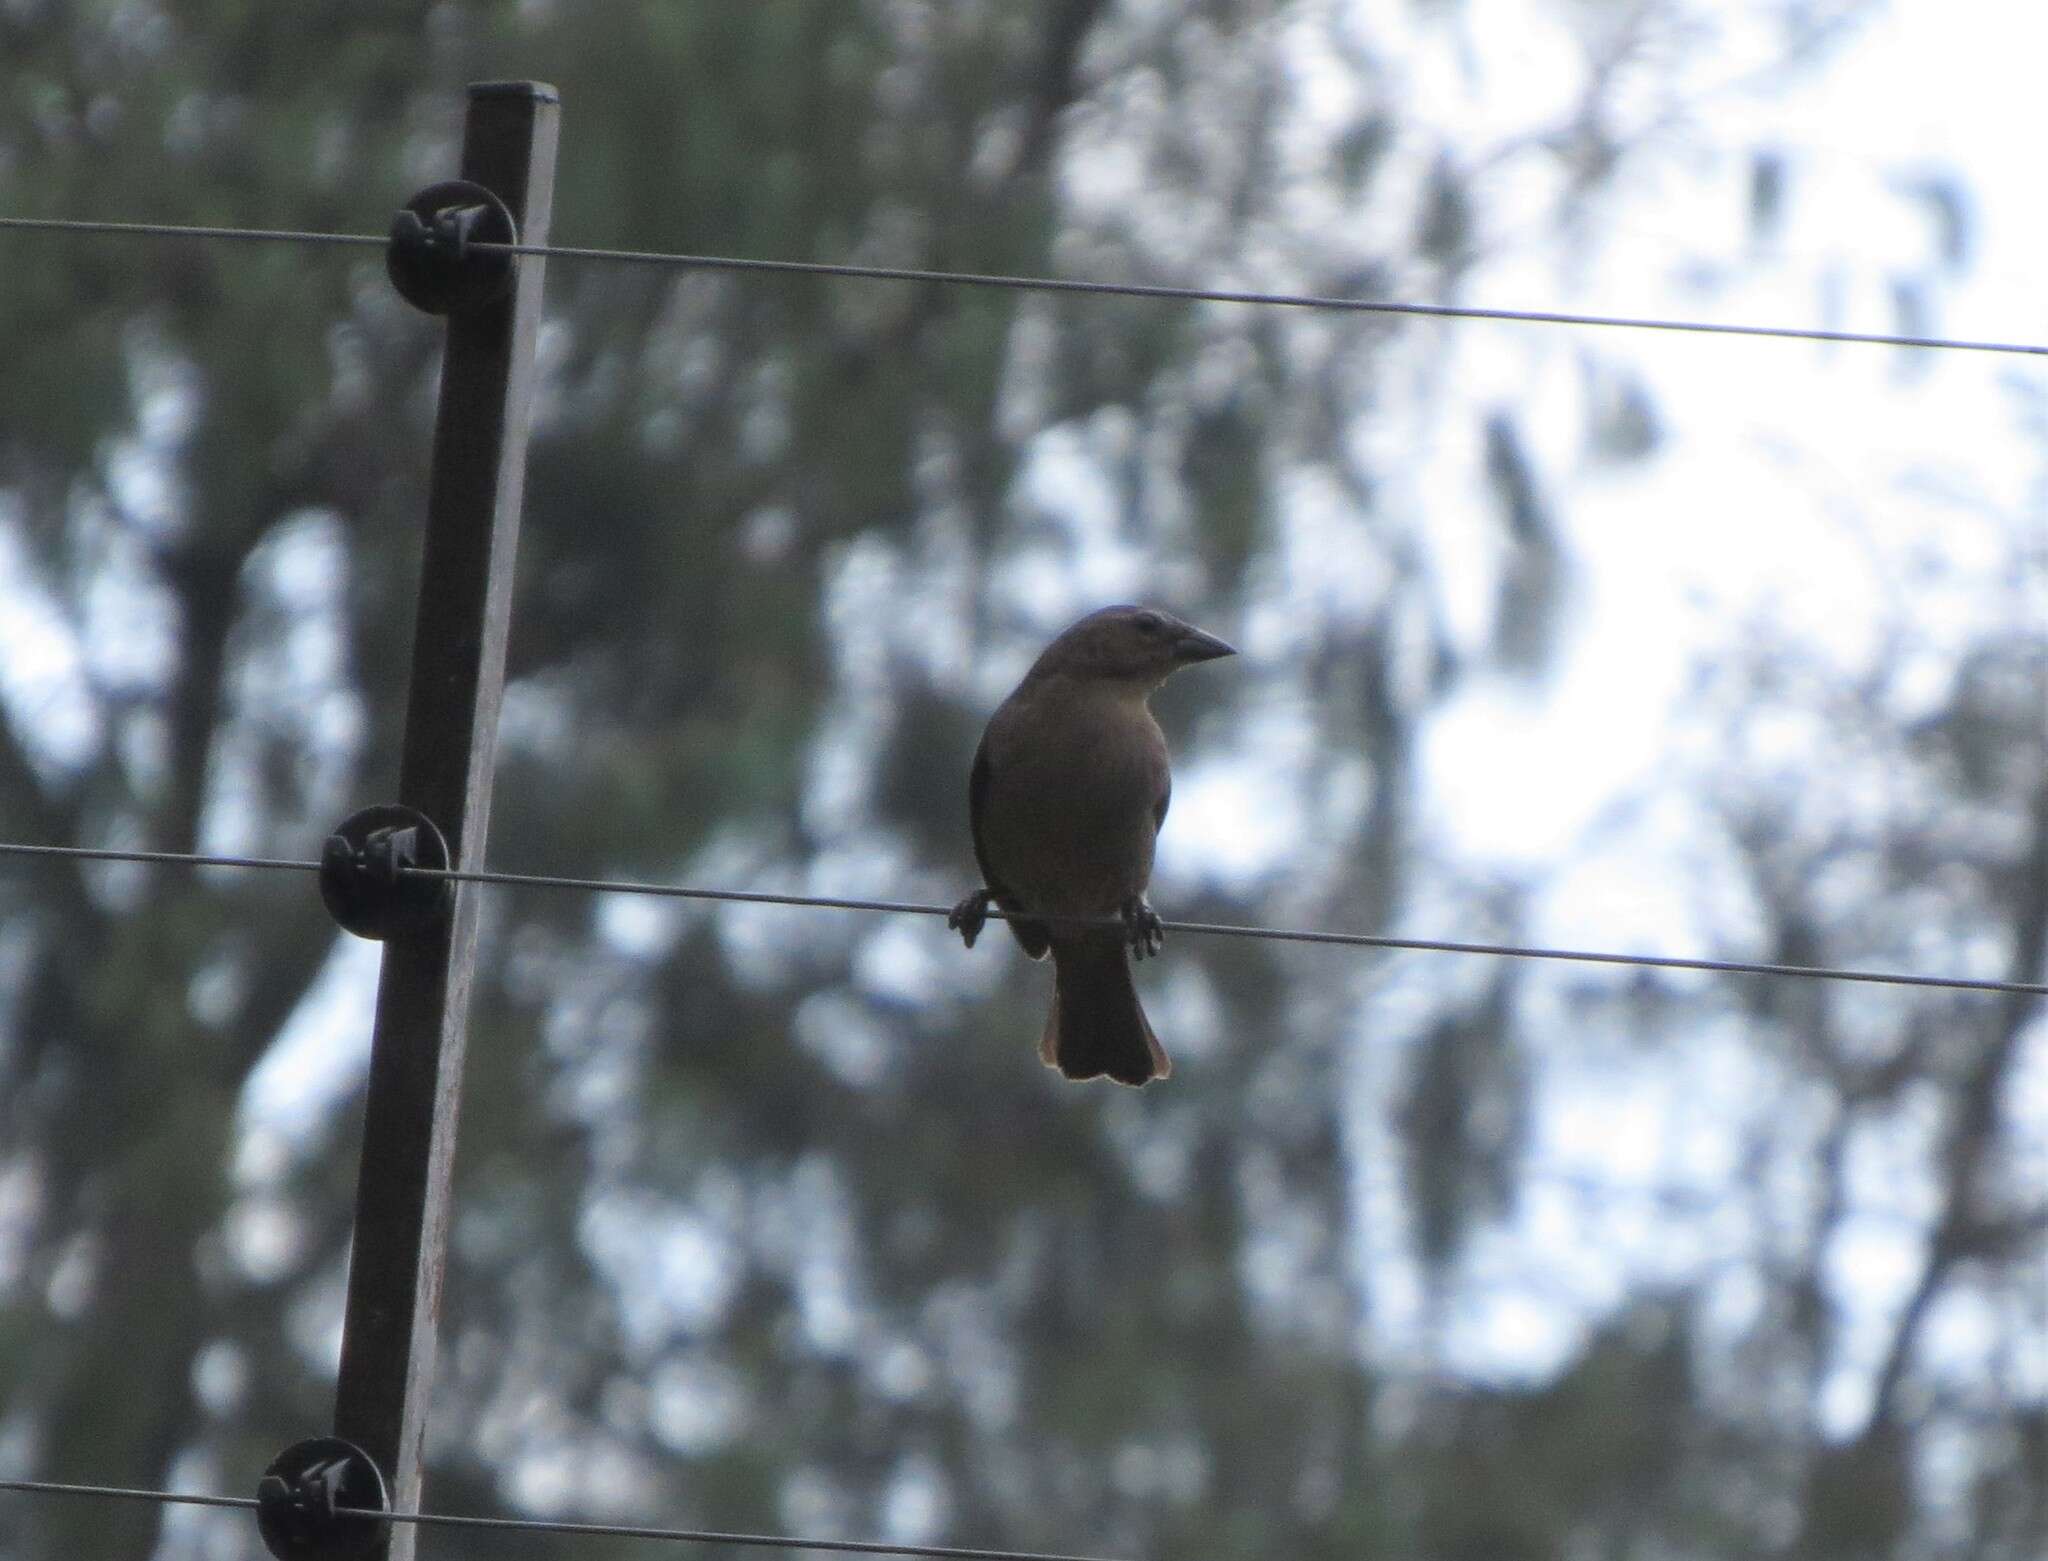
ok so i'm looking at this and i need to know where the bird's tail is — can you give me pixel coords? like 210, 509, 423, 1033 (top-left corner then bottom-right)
1042, 935, 1170, 1086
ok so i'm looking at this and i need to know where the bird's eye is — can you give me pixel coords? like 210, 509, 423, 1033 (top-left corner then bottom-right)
1135, 611, 1163, 635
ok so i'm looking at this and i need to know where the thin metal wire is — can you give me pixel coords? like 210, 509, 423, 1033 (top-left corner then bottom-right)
411, 863, 2048, 995
0, 840, 321, 874
0, 215, 385, 250
0, 1477, 1125, 1561
0, 1479, 255, 1514
394, 1506, 1121, 1560
481, 237, 2048, 356
0, 837, 2040, 996
4, 212, 2045, 356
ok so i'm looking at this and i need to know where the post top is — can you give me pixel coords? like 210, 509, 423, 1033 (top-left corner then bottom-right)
467, 80, 560, 104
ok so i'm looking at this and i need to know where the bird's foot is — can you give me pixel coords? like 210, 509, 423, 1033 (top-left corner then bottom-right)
1119, 895, 1165, 960
948, 888, 994, 949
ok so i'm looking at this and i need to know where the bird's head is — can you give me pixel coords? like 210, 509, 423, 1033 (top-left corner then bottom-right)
1027, 604, 1236, 689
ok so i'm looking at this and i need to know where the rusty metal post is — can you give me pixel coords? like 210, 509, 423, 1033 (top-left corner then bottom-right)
330, 81, 557, 1561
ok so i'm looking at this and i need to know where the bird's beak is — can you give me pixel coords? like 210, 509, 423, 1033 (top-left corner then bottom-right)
1173, 625, 1237, 664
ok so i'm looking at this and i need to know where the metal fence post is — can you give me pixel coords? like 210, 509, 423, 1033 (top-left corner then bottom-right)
330, 81, 558, 1561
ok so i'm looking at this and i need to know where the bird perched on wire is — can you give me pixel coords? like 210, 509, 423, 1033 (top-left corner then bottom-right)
949, 604, 1236, 1085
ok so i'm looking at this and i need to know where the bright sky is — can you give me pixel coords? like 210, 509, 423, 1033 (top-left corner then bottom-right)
1347, 0, 2048, 1432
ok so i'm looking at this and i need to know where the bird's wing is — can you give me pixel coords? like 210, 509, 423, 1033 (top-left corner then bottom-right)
967, 732, 999, 886
967, 727, 1052, 960
1153, 769, 1171, 834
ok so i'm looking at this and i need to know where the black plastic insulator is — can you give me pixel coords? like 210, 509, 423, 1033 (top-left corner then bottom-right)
254, 1437, 390, 1561
319, 804, 452, 940
386, 178, 517, 314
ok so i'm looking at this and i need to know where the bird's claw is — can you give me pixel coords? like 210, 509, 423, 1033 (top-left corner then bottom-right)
1120, 896, 1164, 960
949, 888, 994, 949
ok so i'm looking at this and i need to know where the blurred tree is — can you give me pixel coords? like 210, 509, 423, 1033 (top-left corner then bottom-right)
0, 3, 2037, 1561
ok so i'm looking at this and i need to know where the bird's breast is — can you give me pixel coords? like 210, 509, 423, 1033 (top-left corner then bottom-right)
977, 683, 1168, 917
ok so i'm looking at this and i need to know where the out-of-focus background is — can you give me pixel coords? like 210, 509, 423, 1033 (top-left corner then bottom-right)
1, 3, 2042, 1558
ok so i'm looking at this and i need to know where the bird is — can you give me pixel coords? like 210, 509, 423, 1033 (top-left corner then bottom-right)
949, 604, 1236, 1084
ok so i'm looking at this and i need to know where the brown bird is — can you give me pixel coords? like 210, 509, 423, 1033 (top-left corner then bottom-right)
949, 605, 1236, 1084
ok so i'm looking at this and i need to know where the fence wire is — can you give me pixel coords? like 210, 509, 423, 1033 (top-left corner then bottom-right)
4, 212, 2045, 355
0, 839, 2039, 996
